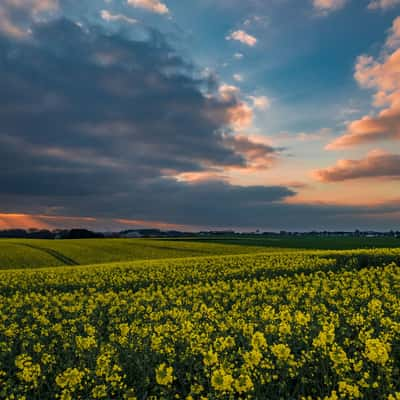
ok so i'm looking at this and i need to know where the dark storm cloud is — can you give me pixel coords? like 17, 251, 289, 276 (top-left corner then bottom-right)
0, 19, 246, 169
0, 18, 295, 226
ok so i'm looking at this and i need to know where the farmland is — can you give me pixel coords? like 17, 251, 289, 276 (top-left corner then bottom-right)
1, 236, 398, 270
0, 239, 273, 270
1, 239, 400, 399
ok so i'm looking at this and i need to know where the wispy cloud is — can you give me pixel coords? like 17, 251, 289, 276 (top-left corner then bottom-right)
248, 95, 270, 111
233, 73, 244, 82
101, 10, 138, 24
368, 0, 400, 10
313, 0, 347, 15
226, 30, 257, 47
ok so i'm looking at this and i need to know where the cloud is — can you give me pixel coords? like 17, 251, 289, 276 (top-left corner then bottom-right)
313, 0, 347, 15
368, 0, 400, 10
297, 128, 332, 142
313, 150, 400, 182
243, 15, 268, 28
218, 84, 254, 130
0, 18, 298, 229
100, 10, 138, 24
222, 134, 279, 170
386, 16, 400, 48
327, 18, 400, 149
0, 0, 58, 37
226, 30, 257, 47
248, 95, 271, 110
127, 0, 169, 14
313, 0, 400, 14
233, 73, 244, 82
0, 17, 398, 230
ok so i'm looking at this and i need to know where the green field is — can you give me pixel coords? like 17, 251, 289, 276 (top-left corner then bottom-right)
166, 235, 400, 250
0, 238, 273, 270
1, 236, 398, 270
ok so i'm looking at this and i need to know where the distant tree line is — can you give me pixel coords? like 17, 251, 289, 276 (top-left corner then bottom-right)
0, 228, 398, 239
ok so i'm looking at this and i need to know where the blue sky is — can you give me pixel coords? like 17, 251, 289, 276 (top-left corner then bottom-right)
0, 0, 399, 231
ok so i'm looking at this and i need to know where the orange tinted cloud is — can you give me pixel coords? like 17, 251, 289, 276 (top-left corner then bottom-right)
217, 84, 254, 130
0, 0, 58, 38
0, 213, 51, 229
0, 213, 98, 230
113, 218, 187, 230
223, 134, 278, 170
0, 213, 188, 231
175, 171, 229, 183
313, 0, 347, 14
327, 20, 400, 149
227, 103, 253, 130
127, 0, 169, 14
248, 95, 271, 110
313, 149, 400, 182
226, 30, 257, 47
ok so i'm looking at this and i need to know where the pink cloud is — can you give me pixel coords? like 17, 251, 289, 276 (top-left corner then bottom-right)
217, 84, 254, 130
226, 30, 257, 47
127, 0, 169, 14
327, 18, 400, 149
386, 16, 400, 48
313, 149, 400, 182
227, 103, 253, 130
0, 0, 58, 38
247, 95, 271, 110
313, 0, 347, 14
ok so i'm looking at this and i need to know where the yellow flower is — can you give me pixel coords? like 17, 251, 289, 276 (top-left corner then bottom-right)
251, 331, 267, 349
338, 381, 361, 399
365, 338, 391, 365
14, 354, 41, 388
329, 346, 348, 368
55, 368, 84, 390
92, 384, 108, 398
234, 374, 253, 393
211, 368, 234, 392
155, 363, 174, 386
295, 311, 310, 326
203, 349, 218, 366
243, 349, 262, 367
271, 343, 292, 361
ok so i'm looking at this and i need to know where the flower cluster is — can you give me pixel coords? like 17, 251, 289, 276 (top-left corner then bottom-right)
0, 248, 400, 399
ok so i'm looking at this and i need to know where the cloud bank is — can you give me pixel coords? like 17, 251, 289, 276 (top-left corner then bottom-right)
327, 17, 400, 149
313, 150, 400, 182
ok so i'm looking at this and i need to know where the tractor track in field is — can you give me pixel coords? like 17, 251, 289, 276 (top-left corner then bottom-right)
16, 243, 79, 266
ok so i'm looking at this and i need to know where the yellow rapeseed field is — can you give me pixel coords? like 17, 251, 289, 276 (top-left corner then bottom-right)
0, 249, 400, 399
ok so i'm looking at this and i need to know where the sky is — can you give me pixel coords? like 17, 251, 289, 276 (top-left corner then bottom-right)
0, 0, 400, 231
